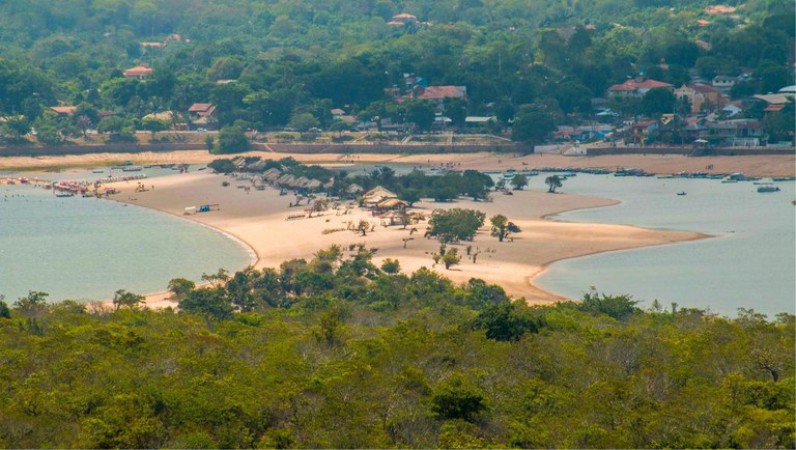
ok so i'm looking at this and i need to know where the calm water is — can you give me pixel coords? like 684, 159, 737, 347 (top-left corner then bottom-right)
533, 174, 795, 317
0, 168, 253, 303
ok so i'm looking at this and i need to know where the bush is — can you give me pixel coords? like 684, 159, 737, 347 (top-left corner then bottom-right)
427, 208, 486, 243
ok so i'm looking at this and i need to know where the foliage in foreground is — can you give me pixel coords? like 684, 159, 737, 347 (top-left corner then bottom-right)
0, 249, 793, 449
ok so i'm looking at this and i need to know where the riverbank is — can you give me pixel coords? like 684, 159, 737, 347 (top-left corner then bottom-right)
1, 149, 793, 177
101, 171, 706, 308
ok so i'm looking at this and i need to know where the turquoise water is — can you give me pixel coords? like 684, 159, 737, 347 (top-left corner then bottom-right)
533, 174, 795, 317
0, 169, 253, 303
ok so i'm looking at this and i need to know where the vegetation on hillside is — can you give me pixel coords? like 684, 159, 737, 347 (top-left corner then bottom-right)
0, 0, 793, 144
0, 247, 793, 448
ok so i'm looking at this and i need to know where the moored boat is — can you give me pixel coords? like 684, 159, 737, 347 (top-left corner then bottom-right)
757, 184, 781, 193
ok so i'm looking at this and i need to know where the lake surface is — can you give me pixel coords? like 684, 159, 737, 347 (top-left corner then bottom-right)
532, 174, 795, 317
0, 168, 253, 303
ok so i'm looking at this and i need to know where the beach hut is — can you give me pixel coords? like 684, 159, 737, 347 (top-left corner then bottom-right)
263, 168, 282, 182
363, 186, 397, 200
375, 198, 408, 215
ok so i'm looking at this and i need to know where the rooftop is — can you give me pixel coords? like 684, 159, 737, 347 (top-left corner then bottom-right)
608, 79, 673, 92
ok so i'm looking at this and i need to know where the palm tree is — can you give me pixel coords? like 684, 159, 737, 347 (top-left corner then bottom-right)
545, 175, 563, 193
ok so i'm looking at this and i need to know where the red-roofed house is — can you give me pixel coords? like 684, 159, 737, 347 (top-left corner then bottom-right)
392, 13, 418, 22
414, 85, 467, 101
608, 79, 674, 98
50, 106, 78, 116
705, 5, 736, 14
123, 66, 154, 78
188, 103, 217, 129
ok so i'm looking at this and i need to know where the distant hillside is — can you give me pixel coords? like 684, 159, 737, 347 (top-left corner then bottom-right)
0, 0, 792, 144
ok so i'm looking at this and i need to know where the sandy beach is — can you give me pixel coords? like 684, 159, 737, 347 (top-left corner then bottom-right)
101, 168, 707, 309
1, 149, 794, 177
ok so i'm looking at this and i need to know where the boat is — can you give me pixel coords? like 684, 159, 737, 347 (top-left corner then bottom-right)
773, 176, 796, 182
503, 169, 517, 179
122, 166, 143, 172
677, 192, 687, 196
757, 185, 781, 193
55, 192, 75, 198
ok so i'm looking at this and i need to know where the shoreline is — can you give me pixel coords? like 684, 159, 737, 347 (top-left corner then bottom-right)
7, 150, 785, 309
1, 150, 794, 177
97, 170, 704, 309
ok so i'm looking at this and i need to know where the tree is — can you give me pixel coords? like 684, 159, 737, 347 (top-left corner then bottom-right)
510, 174, 528, 190
440, 246, 462, 270
380, 258, 401, 274
490, 214, 521, 242
14, 291, 49, 316
641, 88, 676, 116
578, 290, 639, 320
0, 298, 10, 319
404, 99, 435, 132
167, 278, 196, 301
473, 302, 544, 341
112, 289, 144, 311
427, 208, 486, 243
431, 380, 487, 422
545, 175, 563, 193
33, 118, 62, 145
215, 125, 249, 154
288, 112, 320, 132
142, 117, 169, 139
3, 116, 31, 138
511, 105, 556, 152
204, 135, 215, 151
178, 287, 233, 320
443, 97, 468, 127
398, 188, 421, 206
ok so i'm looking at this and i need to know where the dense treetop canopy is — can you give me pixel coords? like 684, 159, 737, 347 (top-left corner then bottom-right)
0, 0, 792, 135
0, 249, 793, 448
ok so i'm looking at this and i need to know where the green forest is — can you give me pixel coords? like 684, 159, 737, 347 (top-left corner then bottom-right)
0, 0, 793, 143
0, 247, 793, 448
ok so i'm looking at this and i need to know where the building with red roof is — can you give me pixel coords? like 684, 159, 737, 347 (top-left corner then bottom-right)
414, 85, 467, 101
123, 66, 154, 78
608, 79, 674, 97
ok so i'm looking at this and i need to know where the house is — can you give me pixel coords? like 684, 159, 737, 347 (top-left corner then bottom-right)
608, 79, 674, 98
721, 102, 744, 117
330, 108, 346, 118
392, 13, 418, 23
123, 66, 154, 78
142, 111, 175, 122
712, 75, 736, 92
674, 84, 726, 113
465, 116, 496, 129
140, 42, 166, 48
188, 103, 217, 129
414, 85, 467, 102
708, 119, 765, 146
554, 124, 612, 142
50, 106, 77, 116
705, 5, 737, 14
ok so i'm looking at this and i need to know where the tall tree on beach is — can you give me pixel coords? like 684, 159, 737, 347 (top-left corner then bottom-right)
545, 175, 563, 193
490, 214, 521, 242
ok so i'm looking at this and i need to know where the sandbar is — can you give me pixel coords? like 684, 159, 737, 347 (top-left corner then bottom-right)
103, 170, 707, 308
1, 150, 794, 177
